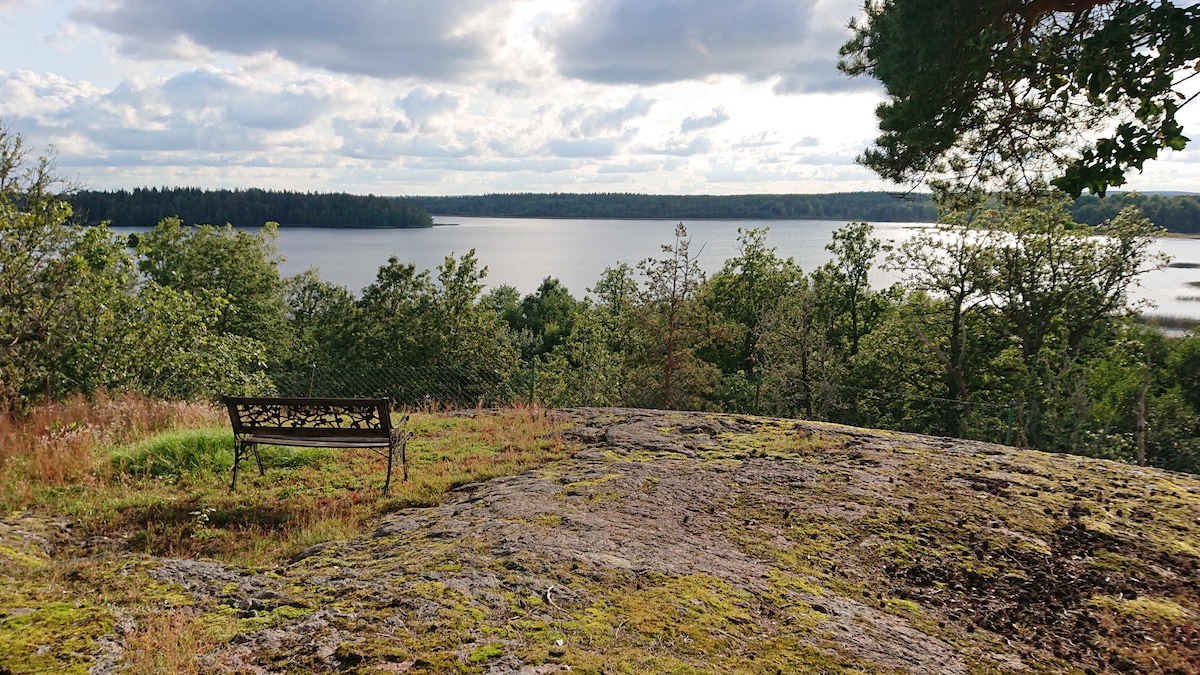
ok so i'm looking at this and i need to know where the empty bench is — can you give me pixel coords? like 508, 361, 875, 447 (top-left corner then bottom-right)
221, 396, 411, 495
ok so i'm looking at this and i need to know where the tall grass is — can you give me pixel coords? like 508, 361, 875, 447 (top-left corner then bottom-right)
3, 398, 574, 566
0, 392, 223, 507
121, 610, 217, 675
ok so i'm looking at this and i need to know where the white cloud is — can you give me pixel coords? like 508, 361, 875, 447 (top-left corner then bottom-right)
398, 87, 466, 126
680, 106, 728, 133
73, 0, 518, 80
560, 93, 656, 138
4, 0, 1197, 197
637, 136, 713, 157
549, 0, 866, 93
0, 67, 351, 157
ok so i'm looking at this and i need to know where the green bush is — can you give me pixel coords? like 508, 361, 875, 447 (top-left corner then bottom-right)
113, 427, 233, 477
112, 428, 333, 477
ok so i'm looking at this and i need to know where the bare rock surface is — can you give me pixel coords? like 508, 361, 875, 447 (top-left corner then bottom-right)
4, 408, 1200, 673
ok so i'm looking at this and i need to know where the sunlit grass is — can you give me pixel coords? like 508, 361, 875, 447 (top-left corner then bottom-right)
2, 395, 575, 567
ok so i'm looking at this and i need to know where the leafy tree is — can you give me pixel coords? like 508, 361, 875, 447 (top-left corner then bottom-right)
758, 277, 841, 420
427, 251, 517, 376
590, 263, 639, 346
887, 212, 993, 435
281, 269, 361, 370
0, 125, 274, 405
489, 277, 584, 360
840, 0, 1200, 196
82, 283, 272, 399
1169, 331, 1200, 411
703, 228, 805, 376
984, 199, 1165, 448
846, 292, 949, 433
356, 258, 435, 367
536, 305, 625, 407
629, 224, 720, 410
0, 127, 134, 407
587, 263, 641, 402
814, 222, 892, 358
482, 284, 522, 325
353, 250, 517, 401
136, 218, 290, 361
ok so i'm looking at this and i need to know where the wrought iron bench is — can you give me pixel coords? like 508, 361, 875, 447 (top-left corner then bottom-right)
221, 396, 411, 495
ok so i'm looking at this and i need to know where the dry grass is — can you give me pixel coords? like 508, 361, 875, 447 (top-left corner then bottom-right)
121, 610, 218, 675
2, 396, 576, 674
1, 396, 575, 567
0, 392, 223, 507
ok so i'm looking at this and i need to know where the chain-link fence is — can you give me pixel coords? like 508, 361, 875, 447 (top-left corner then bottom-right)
268, 362, 1024, 445
270, 364, 523, 409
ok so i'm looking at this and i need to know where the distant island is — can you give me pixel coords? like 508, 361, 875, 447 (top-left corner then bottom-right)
407, 191, 939, 222
69, 188, 1200, 234
69, 187, 434, 229
410, 191, 1200, 233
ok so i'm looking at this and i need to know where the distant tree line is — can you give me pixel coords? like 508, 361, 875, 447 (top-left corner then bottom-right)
69, 187, 433, 229
66, 188, 1200, 233
408, 191, 1200, 233
408, 192, 939, 222
1071, 193, 1200, 233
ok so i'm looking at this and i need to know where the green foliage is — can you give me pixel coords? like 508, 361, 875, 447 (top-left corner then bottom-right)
280, 269, 360, 371
348, 250, 519, 399
628, 224, 720, 410
536, 308, 625, 407
491, 277, 585, 360
0, 126, 281, 407
85, 282, 272, 399
815, 222, 893, 357
112, 427, 235, 477
886, 211, 992, 435
410, 191, 939, 221
137, 218, 289, 353
840, 0, 1200, 196
986, 200, 1164, 448
702, 228, 805, 377
0, 129, 128, 407
70, 186, 432, 229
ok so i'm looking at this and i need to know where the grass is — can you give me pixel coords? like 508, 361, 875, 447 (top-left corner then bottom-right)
0, 392, 224, 504
1, 395, 575, 567
1, 395, 576, 673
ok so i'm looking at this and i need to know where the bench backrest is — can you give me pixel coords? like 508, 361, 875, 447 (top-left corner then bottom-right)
222, 396, 394, 440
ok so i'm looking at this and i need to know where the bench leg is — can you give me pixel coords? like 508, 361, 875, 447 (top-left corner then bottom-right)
231, 440, 243, 491
402, 435, 409, 482
384, 443, 394, 497
231, 440, 262, 491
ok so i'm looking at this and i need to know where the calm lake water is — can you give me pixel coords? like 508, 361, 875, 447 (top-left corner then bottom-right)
116, 216, 1200, 320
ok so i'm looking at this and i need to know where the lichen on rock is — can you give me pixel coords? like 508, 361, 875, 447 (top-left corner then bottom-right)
3, 407, 1198, 673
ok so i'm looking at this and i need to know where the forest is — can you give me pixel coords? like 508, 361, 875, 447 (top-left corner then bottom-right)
66, 188, 1200, 234
5, 122, 1198, 476
69, 187, 434, 229
407, 192, 941, 222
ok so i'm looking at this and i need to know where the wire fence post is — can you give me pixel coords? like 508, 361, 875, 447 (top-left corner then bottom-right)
528, 357, 538, 407
753, 366, 763, 416
306, 363, 317, 397
1005, 399, 1016, 446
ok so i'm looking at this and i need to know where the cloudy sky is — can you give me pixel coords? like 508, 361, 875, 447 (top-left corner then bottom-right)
2, 0, 1198, 196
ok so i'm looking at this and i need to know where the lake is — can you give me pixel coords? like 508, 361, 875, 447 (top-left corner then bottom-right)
115, 216, 1200, 320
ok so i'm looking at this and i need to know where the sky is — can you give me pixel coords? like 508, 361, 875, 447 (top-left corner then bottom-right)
1, 0, 1198, 196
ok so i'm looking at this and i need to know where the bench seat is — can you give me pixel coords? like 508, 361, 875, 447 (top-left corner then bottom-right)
222, 396, 411, 494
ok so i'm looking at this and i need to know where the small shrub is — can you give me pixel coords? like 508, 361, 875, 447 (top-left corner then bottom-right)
113, 427, 233, 477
